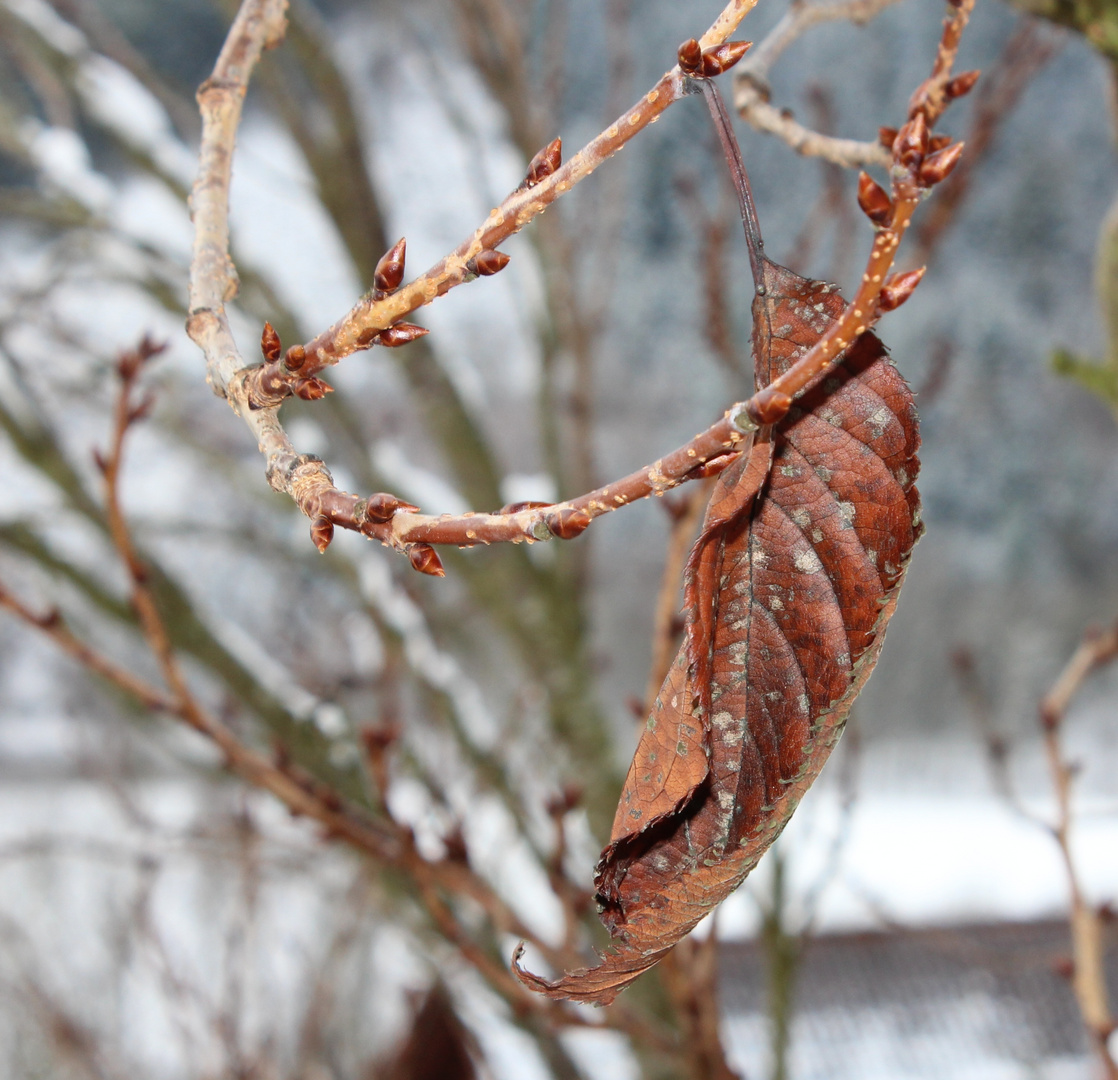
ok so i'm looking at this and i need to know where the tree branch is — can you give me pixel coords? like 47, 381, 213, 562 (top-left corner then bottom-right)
731, 0, 904, 168
1038, 623, 1118, 1080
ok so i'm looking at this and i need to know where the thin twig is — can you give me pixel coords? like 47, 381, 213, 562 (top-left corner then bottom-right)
1039, 624, 1118, 1080
732, 0, 904, 168
644, 485, 710, 715
912, 16, 1061, 264
185, 0, 757, 558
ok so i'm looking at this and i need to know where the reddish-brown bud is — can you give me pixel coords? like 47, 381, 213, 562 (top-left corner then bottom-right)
442, 825, 469, 863
361, 724, 399, 755
945, 70, 980, 99
701, 40, 751, 77
374, 238, 407, 293
895, 113, 928, 171
746, 387, 793, 427
284, 344, 306, 371
261, 322, 281, 363
364, 492, 420, 524
878, 267, 926, 311
525, 138, 562, 187
677, 38, 703, 74
857, 171, 894, 227
928, 134, 952, 152
311, 514, 334, 553
407, 543, 445, 577
545, 782, 583, 816
376, 323, 429, 348
878, 126, 898, 150
292, 377, 333, 400
469, 249, 511, 277
918, 141, 965, 186
545, 506, 592, 540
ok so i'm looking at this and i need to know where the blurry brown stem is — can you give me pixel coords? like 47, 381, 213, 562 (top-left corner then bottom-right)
1039, 623, 1118, 1080
644, 484, 710, 714
661, 930, 742, 1080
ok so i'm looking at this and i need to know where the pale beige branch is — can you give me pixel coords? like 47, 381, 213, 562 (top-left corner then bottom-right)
732, 0, 910, 168
1039, 623, 1118, 1080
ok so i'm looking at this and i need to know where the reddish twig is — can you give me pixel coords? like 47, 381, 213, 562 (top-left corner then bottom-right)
643, 483, 710, 715
913, 16, 1061, 263
254, 1, 975, 568
186, 0, 973, 580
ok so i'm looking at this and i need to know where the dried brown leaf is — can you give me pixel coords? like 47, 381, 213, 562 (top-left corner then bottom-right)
516, 256, 921, 1004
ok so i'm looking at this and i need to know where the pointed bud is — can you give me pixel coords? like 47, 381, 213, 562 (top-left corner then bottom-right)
746, 387, 793, 427
311, 515, 334, 553
525, 138, 562, 187
469, 249, 511, 277
928, 134, 952, 152
895, 113, 928, 170
374, 238, 407, 293
918, 142, 964, 186
261, 322, 281, 363
857, 172, 894, 227
92, 447, 108, 474
677, 38, 703, 75
878, 267, 926, 311
407, 543, 445, 577
364, 492, 420, 524
701, 40, 751, 77
292, 377, 333, 400
376, 323, 429, 348
877, 126, 898, 150
545, 506, 592, 540
945, 70, 980, 100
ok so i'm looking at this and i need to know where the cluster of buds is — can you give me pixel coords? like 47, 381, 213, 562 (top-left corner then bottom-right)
352, 239, 430, 350
676, 38, 751, 79
853, 73, 975, 318
258, 322, 333, 403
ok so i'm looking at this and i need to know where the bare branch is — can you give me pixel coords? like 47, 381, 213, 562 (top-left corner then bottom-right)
731, 0, 906, 168
1039, 623, 1118, 1080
